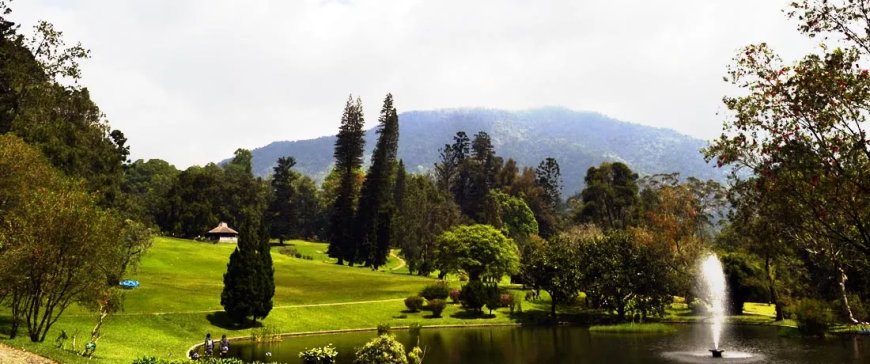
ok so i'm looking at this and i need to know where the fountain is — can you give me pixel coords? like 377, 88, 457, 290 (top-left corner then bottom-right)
701, 254, 727, 358
661, 253, 763, 363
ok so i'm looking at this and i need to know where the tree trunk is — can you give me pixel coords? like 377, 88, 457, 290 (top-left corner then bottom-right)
617, 305, 626, 321
837, 267, 868, 324
764, 256, 784, 321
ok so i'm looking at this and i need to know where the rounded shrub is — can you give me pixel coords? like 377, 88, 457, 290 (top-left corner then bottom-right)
299, 344, 338, 364
419, 282, 450, 300
404, 296, 424, 312
428, 299, 447, 318
793, 299, 833, 337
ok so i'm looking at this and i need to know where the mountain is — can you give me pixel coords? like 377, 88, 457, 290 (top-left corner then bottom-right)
232, 107, 723, 196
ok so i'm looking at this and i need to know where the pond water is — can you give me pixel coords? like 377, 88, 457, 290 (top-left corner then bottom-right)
229, 324, 868, 363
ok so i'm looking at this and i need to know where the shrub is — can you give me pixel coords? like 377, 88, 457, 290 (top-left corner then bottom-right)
793, 299, 833, 337
377, 323, 391, 335
689, 299, 707, 314
428, 299, 447, 318
299, 344, 338, 364
449, 288, 461, 303
279, 246, 299, 257
419, 282, 450, 300
460, 281, 487, 311
404, 296, 424, 312
833, 294, 868, 323
500, 293, 515, 312
353, 334, 408, 364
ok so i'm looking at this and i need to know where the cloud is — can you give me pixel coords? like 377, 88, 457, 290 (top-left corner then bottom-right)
12, 0, 814, 168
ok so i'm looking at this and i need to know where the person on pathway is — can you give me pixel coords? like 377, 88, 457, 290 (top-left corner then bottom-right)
203, 333, 214, 356
219, 334, 230, 357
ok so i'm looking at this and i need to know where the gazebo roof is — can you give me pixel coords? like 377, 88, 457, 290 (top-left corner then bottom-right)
208, 222, 238, 235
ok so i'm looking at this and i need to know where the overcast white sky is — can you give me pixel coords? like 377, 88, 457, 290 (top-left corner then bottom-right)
13, 0, 815, 168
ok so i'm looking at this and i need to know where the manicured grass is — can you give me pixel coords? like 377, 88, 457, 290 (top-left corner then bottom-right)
0, 237, 525, 363
589, 322, 677, 333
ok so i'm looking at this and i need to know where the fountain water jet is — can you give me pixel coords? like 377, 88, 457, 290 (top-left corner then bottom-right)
701, 254, 727, 358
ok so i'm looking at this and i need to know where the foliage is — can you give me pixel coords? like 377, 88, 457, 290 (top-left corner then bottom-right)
393, 174, 460, 276
575, 162, 639, 230
459, 281, 499, 313
427, 299, 447, 318
377, 323, 391, 335
525, 235, 585, 316
535, 157, 563, 209
0, 135, 129, 342
267, 156, 300, 244
404, 296, 424, 312
481, 190, 539, 240
220, 208, 274, 325
434, 224, 520, 281
354, 94, 400, 268
299, 344, 338, 364
419, 282, 450, 301
353, 334, 408, 364
719, 252, 768, 315
579, 231, 675, 321
792, 299, 833, 337
328, 95, 367, 265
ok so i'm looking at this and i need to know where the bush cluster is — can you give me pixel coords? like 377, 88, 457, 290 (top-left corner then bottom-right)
427, 299, 447, 318
792, 299, 833, 337
299, 344, 338, 364
460, 281, 500, 313
448, 288, 461, 303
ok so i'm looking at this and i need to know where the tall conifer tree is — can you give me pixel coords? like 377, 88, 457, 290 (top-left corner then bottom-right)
354, 94, 400, 268
221, 207, 273, 325
327, 96, 366, 265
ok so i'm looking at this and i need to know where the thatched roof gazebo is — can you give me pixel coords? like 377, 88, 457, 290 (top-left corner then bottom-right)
207, 222, 238, 243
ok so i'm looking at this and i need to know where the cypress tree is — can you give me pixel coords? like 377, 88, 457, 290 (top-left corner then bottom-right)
253, 213, 274, 321
354, 94, 399, 268
221, 209, 265, 325
327, 96, 366, 265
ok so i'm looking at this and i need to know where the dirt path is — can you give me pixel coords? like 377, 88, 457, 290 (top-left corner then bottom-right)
0, 343, 56, 364
389, 250, 406, 271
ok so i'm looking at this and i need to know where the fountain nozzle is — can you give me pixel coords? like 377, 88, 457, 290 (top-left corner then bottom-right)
709, 349, 724, 358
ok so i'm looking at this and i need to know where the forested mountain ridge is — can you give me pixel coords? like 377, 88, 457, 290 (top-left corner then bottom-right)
233, 107, 723, 194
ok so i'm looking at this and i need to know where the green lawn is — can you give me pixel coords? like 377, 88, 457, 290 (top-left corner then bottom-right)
0, 237, 521, 363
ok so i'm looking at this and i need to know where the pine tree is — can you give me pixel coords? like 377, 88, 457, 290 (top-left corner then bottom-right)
327, 96, 366, 265
221, 209, 263, 325
535, 157, 563, 209
267, 156, 298, 244
354, 94, 400, 268
253, 214, 274, 321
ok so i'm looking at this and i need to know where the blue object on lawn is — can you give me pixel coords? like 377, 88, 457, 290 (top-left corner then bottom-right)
119, 280, 140, 289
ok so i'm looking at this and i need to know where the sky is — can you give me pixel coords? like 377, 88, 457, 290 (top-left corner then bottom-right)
13, 0, 816, 168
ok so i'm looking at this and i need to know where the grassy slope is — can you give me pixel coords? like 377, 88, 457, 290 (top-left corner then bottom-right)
0, 238, 522, 363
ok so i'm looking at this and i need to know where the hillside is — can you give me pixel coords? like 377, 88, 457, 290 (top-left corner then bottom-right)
235, 107, 723, 195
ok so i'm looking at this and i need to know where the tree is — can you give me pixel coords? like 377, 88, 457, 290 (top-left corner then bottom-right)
525, 236, 584, 316
394, 174, 461, 275
267, 156, 299, 244
354, 94, 400, 268
221, 207, 274, 325
434, 224, 520, 281
535, 157, 563, 209
327, 96, 366, 265
575, 162, 639, 230
579, 231, 675, 321
434, 131, 469, 194
482, 189, 539, 241
118, 159, 179, 227
704, 1, 870, 323
0, 135, 127, 341
510, 167, 560, 238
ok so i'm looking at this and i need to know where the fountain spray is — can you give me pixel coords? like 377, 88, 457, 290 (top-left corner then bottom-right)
701, 254, 727, 358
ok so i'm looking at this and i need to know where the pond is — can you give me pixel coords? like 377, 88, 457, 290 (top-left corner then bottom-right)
229, 324, 868, 363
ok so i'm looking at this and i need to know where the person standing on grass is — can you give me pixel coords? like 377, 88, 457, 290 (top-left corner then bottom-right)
204, 333, 214, 356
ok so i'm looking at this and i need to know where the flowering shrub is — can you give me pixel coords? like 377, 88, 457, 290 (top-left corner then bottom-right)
299, 344, 338, 364
449, 288, 461, 303
353, 335, 408, 364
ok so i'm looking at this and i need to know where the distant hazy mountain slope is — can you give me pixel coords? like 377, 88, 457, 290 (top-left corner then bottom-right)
235, 107, 722, 195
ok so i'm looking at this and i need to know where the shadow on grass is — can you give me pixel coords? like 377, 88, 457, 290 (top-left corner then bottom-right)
449, 310, 496, 320
0, 315, 14, 337
205, 312, 264, 330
